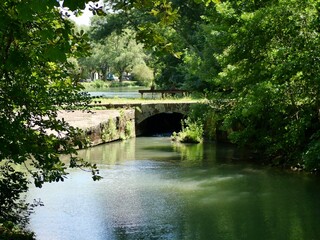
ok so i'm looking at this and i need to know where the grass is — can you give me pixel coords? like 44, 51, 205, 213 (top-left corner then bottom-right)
89, 96, 206, 105
82, 80, 207, 105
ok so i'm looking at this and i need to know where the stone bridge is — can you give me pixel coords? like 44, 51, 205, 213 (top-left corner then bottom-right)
60, 101, 201, 147
134, 102, 196, 135
92, 101, 199, 136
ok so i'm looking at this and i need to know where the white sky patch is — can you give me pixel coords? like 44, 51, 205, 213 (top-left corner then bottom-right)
61, 0, 106, 26
70, 4, 93, 26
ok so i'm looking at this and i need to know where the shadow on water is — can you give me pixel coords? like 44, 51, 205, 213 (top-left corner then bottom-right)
142, 145, 174, 152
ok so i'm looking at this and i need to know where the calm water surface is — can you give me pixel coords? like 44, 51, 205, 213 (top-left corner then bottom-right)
87, 86, 167, 99
27, 137, 320, 240
87, 87, 143, 98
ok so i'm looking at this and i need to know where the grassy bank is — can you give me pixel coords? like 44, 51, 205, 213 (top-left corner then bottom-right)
89, 97, 205, 105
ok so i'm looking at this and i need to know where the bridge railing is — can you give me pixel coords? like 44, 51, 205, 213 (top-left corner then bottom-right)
138, 89, 190, 98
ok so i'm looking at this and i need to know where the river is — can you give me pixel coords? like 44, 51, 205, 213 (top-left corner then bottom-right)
87, 87, 142, 98
27, 137, 320, 240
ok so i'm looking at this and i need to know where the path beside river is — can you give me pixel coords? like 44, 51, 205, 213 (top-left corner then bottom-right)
57, 110, 135, 145
57, 110, 127, 130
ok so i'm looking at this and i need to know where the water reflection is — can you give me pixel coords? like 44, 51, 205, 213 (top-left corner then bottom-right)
27, 137, 320, 240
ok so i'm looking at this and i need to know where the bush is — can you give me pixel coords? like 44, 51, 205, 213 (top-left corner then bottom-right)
109, 81, 137, 88
171, 118, 203, 143
188, 104, 221, 140
91, 80, 108, 89
101, 119, 117, 142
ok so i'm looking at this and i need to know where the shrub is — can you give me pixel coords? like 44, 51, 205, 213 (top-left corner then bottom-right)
171, 118, 203, 143
124, 121, 135, 139
101, 119, 117, 142
91, 80, 108, 89
188, 104, 221, 140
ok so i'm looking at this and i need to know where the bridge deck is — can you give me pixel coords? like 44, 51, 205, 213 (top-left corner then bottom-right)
138, 89, 190, 98
88, 100, 201, 109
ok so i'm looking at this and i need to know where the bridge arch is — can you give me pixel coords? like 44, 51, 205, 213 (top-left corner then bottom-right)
135, 103, 192, 136
137, 112, 185, 136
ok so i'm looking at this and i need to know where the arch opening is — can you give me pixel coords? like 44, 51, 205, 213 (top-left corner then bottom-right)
137, 112, 185, 136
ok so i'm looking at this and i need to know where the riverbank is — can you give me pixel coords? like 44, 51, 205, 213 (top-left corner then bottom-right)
58, 98, 201, 146
58, 97, 206, 146
58, 110, 135, 146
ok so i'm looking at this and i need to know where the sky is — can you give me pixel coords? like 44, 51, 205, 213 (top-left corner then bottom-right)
70, 4, 94, 26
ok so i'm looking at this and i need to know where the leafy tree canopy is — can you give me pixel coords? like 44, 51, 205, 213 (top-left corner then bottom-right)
0, 0, 103, 234
214, 0, 320, 168
79, 28, 150, 82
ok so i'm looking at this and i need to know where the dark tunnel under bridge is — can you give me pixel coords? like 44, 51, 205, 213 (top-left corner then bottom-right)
137, 112, 186, 136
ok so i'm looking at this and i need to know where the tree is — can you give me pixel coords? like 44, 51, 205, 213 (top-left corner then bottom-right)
112, 29, 148, 80
102, 0, 219, 90
80, 28, 149, 81
91, 1, 186, 87
0, 0, 102, 235
210, 0, 320, 168
132, 63, 154, 86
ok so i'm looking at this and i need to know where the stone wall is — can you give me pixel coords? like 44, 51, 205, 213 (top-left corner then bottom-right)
58, 110, 135, 147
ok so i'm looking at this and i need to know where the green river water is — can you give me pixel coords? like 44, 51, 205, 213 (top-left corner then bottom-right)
27, 137, 320, 240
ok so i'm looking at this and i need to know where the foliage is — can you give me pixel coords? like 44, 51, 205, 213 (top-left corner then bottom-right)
82, 80, 141, 91
112, 30, 147, 78
188, 103, 222, 140
171, 118, 203, 143
110, 0, 180, 53
132, 64, 154, 87
208, 0, 320, 167
0, 0, 102, 230
119, 110, 135, 140
124, 120, 135, 139
90, 2, 188, 89
100, 111, 135, 142
101, 119, 118, 142
0, 163, 28, 226
91, 79, 109, 89
79, 28, 149, 81
0, 224, 35, 240
302, 131, 320, 171
2, 1, 318, 235
109, 81, 138, 88
89, 13, 129, 40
